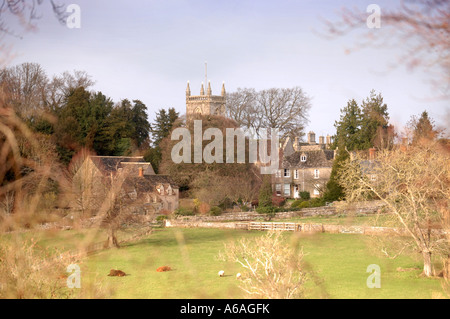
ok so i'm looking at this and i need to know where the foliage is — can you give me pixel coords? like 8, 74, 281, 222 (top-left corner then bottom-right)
299, 191, 310, 200
209, 206, 222, 216
338, 141, 450, 277
271, 193, 286, 207
159, 114, 261, 204
406, 110, 441, 145
146, 108, 180, 173
226, 86, 311, 139
174, 207, 195, 216
258, 175, 273, 208
220, 231, 307, 299
0, 239, 79, 299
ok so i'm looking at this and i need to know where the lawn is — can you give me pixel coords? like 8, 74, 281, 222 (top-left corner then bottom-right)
79, 228, 446, 299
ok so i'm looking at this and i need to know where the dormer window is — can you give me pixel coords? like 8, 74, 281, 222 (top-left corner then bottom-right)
300, 154, 307, 162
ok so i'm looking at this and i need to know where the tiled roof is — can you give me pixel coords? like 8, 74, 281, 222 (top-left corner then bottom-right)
283, 149, 334, 169
122, 175, 178, 194
89, 156, 155, 175
90, 156, 147, 172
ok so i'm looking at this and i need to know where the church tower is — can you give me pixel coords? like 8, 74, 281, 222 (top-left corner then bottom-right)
186, 80, 226, 120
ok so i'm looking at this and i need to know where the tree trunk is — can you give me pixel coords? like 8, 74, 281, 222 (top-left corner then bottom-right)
105, 228, 120, 248
444, 255, 450, 279
422, 250, 433, 277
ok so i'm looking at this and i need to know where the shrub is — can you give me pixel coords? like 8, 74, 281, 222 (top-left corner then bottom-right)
240, 205, 250, 212
156, 215, 168, 222
198, 202, 211, 215
258, 176, 272, 207
256, 206, 276, 220
271, 193, 286, 207
309, 198, 325, 207
291, 199, 304, 208
174, 208, 194, 216
209, 206, 222, 216
299, 191, 310, 200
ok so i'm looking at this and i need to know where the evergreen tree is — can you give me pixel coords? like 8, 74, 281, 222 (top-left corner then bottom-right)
258, 175, 273, 208
408, 110, 439, 144
324, 91, 391, 202
130, 100, 151, 148
359, 90, 390, 150
145, 107, 179, 173
332, 98, 363, 151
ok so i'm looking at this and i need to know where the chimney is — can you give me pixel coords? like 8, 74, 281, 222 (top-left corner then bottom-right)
307, 131, 316, 145
138, 167, 144, 177
369, 148, 376, 160
319, 136, 324, 145
326, 135, 332, 145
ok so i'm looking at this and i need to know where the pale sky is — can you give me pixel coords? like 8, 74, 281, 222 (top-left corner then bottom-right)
3, 0, 449, 139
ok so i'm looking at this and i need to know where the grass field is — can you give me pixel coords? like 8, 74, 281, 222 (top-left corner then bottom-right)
78, 228, 446, 299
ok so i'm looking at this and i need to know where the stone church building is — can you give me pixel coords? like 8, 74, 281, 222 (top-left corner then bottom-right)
185, 80, 226, 119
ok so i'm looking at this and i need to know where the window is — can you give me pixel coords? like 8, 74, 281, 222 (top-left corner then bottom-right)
275, 170, 282, 178
313, 184, 320, 196
314, 169, 320, 179
284, 184, 290, 196
293, 169, 299, 179
275, 184, 281, 196
300, 154, 307, 162
284, 169, 290, 178
370, 174, 377, 181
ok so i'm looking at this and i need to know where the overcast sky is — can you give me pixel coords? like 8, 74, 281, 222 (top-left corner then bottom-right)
4, 0, 449, 139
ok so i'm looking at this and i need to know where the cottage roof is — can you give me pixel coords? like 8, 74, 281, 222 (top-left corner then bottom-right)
89, 156, 155, 175
283, 149, 334, 169
122, 175, 178, 194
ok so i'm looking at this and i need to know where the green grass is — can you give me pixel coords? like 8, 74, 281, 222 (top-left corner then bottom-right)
79, 228, 445, 299
1, 227, 445, 298
272, 214, 394, 227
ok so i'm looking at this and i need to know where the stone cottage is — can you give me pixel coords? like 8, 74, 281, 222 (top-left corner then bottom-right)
272, 132, 335, 198
72, 156, 179, 214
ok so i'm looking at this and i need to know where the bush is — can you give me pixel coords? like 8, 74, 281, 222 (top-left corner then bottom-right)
174, 208, 194, 216
299, 191, 310, 200
272, 193, 286, 207
209, 206, 222, 216
297, 201, 311, 209
198, 202, 211, 215
294, 198, 326, 209
156, 215, 168, 222
309, 198, 325, 207
290, 199, 304, 208
258, 176, 273, 208
240, 205, 250, 212
256, 206, 276, 220
256, 206, 275, 214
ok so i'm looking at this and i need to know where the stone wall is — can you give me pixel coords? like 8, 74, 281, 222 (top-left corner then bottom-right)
172, 200, 385, 223
164, 219, 407, 236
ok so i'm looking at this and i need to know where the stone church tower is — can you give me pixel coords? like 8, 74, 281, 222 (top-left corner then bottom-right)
186, 81, 226, 119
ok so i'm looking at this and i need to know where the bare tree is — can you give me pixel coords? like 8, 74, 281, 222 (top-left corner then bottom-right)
339, 141, 450, 277
322, 0, 450, 99
0, 62, 48, 118
226, 87, 311, 139
219, 231, 308, 299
